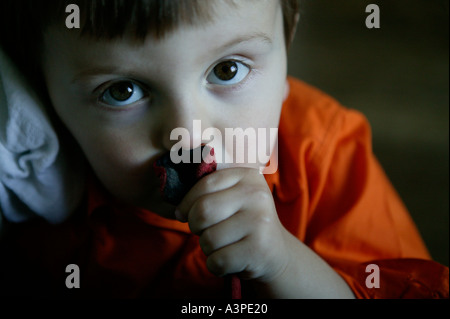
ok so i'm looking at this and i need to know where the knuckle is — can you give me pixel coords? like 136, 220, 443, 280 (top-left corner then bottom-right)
203, 173, 218, 189
243, 184, 271, 205
192, 196, 211, 224
251, 187, 272, 203
246, 204, 273, 231
254, 209, 273, 225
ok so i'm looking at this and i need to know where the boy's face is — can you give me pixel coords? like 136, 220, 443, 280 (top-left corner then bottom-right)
42, 0, 288, 219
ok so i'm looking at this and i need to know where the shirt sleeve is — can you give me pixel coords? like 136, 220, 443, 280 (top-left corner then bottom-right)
301, 105, 448, 298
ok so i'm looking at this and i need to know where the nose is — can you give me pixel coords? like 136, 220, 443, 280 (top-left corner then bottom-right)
160, 92, 213, 152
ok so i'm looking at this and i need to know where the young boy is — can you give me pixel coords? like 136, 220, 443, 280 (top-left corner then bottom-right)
0, 0, 448, 298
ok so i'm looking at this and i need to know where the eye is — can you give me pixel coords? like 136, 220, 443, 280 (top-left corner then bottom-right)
207, 60, 250, 86
100, 81, 146, 106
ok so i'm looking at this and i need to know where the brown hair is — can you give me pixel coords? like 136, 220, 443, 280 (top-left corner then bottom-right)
1, 0, 299, 91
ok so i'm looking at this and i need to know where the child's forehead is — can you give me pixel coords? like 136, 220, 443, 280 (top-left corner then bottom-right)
43, 0, 281, 80
47, 1, 279, 52
71, 0, 266, 41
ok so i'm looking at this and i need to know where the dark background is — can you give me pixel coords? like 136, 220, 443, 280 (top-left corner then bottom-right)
287, 0, 448, 266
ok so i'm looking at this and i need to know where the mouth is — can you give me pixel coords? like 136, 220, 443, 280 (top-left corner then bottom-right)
153, 145, 217, 205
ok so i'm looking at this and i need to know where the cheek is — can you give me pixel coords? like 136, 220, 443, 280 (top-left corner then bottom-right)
81, 131, 159, 201
216, 84, 283, 169
53, 107, 155, 202
46, 86, 155, 198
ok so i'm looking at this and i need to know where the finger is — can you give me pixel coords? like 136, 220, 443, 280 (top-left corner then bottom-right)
206, 239, 252, 278
205, 215, 282, 280
176, 168, 245, 222
198, 210, 250, 256
187, 184, 248, 234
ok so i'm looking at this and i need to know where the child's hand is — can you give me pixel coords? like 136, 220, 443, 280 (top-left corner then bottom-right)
175, 167, 293, 283
176, 167, 356, 298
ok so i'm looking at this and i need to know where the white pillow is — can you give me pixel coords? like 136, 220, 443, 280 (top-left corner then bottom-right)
0, 48, 85, 225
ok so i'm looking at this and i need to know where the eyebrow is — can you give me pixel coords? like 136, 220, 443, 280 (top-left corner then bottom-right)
71, 32, 273, 84
214, 32, 273, 54
72, 66, 128, 84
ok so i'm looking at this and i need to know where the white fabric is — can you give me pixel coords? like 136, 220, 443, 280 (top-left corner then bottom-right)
0, 48, 84, 224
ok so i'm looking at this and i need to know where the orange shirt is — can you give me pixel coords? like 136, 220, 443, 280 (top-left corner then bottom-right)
0, 77, 447, 298
268, 77, 448, 298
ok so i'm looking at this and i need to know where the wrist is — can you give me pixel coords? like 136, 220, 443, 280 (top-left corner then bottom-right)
247, 232, 355, 299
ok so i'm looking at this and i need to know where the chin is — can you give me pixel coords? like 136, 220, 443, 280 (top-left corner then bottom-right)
132, 192, 178, 220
